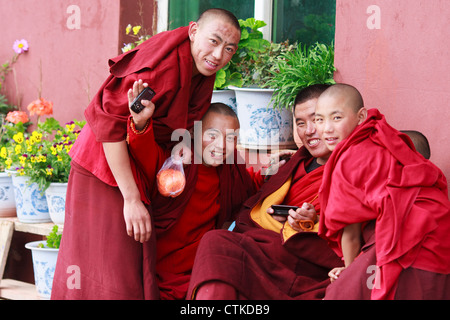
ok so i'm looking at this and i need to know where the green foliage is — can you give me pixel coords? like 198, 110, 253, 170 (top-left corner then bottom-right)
265, 42, 336, 110
38, 225, 62, 249
214, 18, 271, 89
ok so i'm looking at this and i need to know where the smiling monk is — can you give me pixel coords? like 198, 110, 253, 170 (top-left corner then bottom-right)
52, 9, 242, 300
315, 83, 450, 299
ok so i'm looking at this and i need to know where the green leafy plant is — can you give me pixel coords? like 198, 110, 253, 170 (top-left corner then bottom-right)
265, 42, 336, 110
38, 225, 62, 249
214, 18, 271, 89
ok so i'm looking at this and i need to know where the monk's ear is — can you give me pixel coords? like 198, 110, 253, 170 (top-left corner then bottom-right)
188, 22, 199, 41
357, 107, 368, 125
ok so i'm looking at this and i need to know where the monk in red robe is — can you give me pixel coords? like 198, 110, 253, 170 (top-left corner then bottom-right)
127, 79, 255, 299
51, 9, 242, 300
187, 84, 343, 300
315, 83, 450, 299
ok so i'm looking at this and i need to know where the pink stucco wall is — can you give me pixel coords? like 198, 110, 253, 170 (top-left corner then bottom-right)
334, 0, 450, 192
0, 0, 122, 124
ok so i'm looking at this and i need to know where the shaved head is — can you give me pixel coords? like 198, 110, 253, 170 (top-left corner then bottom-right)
318, 83, 364, 113
197, 8, 241, 34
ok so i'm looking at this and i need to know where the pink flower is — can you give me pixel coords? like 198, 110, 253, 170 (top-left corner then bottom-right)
27, 98, 53, 116
5, 111, 30, 124
13, 39, 29, 54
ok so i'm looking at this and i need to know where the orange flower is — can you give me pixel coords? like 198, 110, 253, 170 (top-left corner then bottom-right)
27, 98, 53, 116
5, 110, 30, 124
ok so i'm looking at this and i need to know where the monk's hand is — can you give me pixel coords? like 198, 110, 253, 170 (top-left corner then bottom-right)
171, 140, 192, 165
288, 202, 317, 232
123, 198, 152, 243
262, 150, 296, 176
266, 207, 288, 222
328, 267, 345, 282
128, 79, 156, 130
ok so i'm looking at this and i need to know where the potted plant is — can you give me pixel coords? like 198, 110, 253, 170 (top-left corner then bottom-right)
1, 112, 84, 224
19, 117, 84, 224
227, 18, 298, 150
25, 224, 61, 299
0, 112, 31, 217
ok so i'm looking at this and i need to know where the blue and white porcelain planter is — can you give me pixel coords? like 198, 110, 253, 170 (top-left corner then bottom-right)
45, 182, 67, 225
230, 86, 296, 150
25, 240, 58, 300
0, 172, 17, 217
11, 173, 51, 223
211, 89, 237, 115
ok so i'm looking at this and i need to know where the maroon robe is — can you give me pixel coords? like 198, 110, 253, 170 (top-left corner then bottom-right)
319, 108, 450, 300
52, 26, 215, 300
127, 117, 255, 299
187, 148, 343, 300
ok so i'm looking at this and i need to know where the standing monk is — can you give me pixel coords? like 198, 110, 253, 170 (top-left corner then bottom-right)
187, 84, 343, 300
51, 9, 241, 300
315, 83, 450, 299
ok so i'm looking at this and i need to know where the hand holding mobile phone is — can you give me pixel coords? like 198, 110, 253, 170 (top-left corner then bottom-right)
270, 205, 299, 216
130, 86, 156, 114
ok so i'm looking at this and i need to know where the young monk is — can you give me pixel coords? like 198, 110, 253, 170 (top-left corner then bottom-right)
315, 83, 450, 299
127, 80, 255, 299
187, 84, 343, 300
51, 9, 241, 300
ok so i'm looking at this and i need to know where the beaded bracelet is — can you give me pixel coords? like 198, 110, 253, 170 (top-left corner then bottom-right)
130, 117, 150, 135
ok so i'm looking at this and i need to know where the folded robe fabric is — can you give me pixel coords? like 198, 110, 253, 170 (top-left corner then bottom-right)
318, 108, 450, 299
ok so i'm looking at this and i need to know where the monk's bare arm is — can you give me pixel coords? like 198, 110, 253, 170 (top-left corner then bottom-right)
103, 141, 152, 243
341, 223, 362, 267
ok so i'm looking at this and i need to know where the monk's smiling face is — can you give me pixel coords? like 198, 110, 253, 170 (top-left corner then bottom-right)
194, 111, 240, 167
189, 16, 240, 77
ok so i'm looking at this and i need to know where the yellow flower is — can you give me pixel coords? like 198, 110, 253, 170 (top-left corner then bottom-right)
19, 155, 27, 165
132, 26, 141, 35
5, 158, 12, 168
13, 132, 24, 143
38, 155, 47, 162
46, 167, 54, 176
66, 123, 75, 132
126, 24, 132, 35
14, 145, 22, 155
57, 155, 62, 162
0, 147, 7, 158
51, 146, 57, 155
32, 131, 42, 143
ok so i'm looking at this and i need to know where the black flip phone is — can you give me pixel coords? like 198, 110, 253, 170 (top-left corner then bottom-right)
130, 86, 156, 113
270, 205, 299, 216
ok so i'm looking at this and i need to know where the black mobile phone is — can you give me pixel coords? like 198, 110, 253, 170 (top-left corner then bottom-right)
270, 205, 299, 216
130, 86, 156, 113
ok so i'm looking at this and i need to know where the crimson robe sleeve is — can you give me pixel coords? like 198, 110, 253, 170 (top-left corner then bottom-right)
127, 117, 169, 202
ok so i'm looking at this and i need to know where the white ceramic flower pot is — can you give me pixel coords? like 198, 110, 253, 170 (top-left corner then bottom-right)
0, 172, 17, 217
211, 89, 237, 115
230, 86, 296, 150
25, 240, 59, 300
11, 173, 51, 223
45, 182, 67, 225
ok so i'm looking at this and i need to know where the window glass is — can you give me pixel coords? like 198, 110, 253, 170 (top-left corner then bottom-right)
273, 0, 336, 45
168, 0, 254, 30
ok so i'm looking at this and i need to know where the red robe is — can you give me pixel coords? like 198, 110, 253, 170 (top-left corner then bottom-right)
127, 118, 255, 299
69, 24, 215, 186
52, 26, 215, 300
187, 148, 343, 300
319, 108, 450, 300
